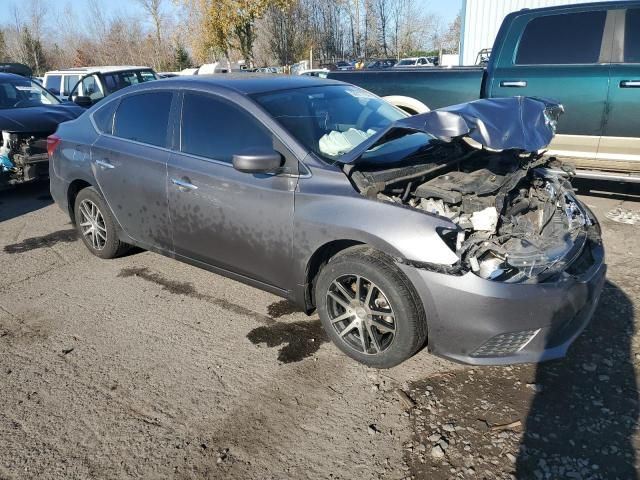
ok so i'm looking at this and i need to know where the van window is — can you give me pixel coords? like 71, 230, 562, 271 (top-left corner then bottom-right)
516, 11, 607, 65
625, 9, 640, 63
113, 92, 172, 147
180, 92, 272, 163
62, 75, 81, 96
103, 70, 157, 93
45, 75, 62, 95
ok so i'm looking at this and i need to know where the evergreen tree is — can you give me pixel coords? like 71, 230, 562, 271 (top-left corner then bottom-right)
174, 44, 191, 70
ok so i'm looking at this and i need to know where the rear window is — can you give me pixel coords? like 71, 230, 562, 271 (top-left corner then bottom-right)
93, 99, 118, 134
45, 75, 62, 95
113, 92, 172, 147
625, 9, 640, 63
515, 11, 607, 65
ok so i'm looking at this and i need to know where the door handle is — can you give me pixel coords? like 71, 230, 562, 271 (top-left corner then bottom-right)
500, 80, 527, 88
171, 177, 198, 191
95, 159, 114, 169
620, 80, 640, 88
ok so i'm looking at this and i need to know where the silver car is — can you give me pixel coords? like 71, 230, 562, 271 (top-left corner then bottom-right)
48, 76, 605, 368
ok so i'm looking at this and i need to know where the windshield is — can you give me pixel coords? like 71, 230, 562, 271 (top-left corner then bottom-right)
253, 85, 413, 162
0, 77, 60, 109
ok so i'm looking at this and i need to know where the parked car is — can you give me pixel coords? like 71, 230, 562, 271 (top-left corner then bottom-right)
57, 66, 158, 108
49, 76, 605, 368
329, 1, 640, 183
335, 60, 354, 71
298, 69, 329, 78
0, 73, 83, 187
0, 63, 32, 76
256, 67, 280, 74
395, 57, 434, 67
365, 59, 397, 69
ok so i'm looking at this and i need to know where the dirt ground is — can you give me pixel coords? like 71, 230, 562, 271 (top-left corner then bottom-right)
0, 180, 638, 479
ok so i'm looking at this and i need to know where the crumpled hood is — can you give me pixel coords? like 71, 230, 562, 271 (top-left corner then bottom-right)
339, 96, 563, 164
0, 103, 84, 134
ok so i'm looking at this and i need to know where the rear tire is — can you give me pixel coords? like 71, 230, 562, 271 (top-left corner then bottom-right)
315, 246, 427, 368
74, 187, 129, 259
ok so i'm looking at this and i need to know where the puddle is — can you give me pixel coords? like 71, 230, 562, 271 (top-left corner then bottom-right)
247, 320, 328, 363
117, 266, 274, 324
267, 300, 301, 318
3, 229, 78, 254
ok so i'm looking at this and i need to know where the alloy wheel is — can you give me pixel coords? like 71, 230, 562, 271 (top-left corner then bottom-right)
78, 199, 107, 250
326, 274, 396, 355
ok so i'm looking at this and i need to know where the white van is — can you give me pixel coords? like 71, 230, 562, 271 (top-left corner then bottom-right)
44, 66, 158, 107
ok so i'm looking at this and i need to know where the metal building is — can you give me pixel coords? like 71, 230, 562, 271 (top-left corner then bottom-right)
459, 0, 595, 65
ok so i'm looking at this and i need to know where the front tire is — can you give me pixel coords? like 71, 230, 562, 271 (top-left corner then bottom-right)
74, 187, 129, 259
315, 247, 427, 368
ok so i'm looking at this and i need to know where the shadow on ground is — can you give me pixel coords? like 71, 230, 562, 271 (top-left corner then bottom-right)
0, 180, 52, 222
516, 281, 638, 478
573, 179, 640, 201
404, 281, 637, 479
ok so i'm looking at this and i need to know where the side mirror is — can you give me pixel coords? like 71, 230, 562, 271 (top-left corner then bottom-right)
232, 149, 283, 174
72, 95, 92, 107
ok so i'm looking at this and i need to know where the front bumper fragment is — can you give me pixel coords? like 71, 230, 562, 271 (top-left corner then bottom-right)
398, 240, 606, 366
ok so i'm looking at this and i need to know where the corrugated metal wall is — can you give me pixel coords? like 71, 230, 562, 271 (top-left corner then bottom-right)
459, 0, 594, 65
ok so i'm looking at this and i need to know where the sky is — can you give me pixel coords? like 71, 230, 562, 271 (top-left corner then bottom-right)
0, 0, 463, 28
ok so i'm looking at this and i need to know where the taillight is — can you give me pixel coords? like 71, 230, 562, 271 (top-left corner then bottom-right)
47, 134, 61, 158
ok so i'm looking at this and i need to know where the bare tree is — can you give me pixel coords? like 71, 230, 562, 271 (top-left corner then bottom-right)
375, 0, 389, 56
136, 0, 165, 69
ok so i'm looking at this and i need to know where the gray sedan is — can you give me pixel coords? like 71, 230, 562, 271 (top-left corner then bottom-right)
48, 76, 605, 368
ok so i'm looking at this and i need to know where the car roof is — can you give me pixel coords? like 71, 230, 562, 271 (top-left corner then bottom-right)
0, 72, 34, 81
514, 0, 640, 15
145, 74, 345, 95
45, 66, 153, 75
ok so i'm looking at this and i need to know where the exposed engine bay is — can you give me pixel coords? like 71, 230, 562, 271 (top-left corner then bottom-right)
347, 142, 595, 283
0, 131, 50, 186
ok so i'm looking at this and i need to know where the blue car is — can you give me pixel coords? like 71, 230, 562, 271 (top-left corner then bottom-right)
0, 72, 83, 186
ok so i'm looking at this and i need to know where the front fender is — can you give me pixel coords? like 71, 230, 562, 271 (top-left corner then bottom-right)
296, 196, 458, 263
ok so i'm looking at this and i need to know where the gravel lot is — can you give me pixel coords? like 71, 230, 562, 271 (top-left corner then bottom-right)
0, 180, 638, 479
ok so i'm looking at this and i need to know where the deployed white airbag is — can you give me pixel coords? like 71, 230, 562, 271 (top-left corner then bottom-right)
319, 128, 376, 157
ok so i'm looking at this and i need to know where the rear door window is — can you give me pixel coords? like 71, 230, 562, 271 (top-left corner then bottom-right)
516, 11, 607, 65
180, 92, 272, 163
45, 75, 62, 95
625, 9, 640, 63
113, 91, 172, 147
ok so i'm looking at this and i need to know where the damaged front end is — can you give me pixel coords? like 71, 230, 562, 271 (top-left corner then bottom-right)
344, 97, 600, 284
0, 130, 50, 185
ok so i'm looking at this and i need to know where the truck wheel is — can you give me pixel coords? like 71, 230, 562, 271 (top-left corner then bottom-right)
74, 187, 129, 259
315, 247, 427, 368
382, 95, 430, 115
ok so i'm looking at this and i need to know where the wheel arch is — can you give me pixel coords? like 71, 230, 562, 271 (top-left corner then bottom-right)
382, 95, 430, 115
303, 240, 366, 313
67, 179, 94, 225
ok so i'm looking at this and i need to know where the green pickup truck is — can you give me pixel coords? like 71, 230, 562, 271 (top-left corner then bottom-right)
329, 1, 640, 183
